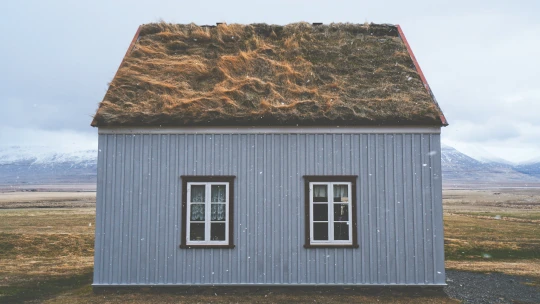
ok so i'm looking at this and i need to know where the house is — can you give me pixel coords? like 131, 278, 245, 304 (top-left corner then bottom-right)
91, 22, 448, 287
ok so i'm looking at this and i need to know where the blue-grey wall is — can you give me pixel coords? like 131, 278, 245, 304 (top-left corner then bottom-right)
93, 132, 445, 285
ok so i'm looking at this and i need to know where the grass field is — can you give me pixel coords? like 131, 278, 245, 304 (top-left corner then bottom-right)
0, 188, 539, 302
443, 189, 540, 281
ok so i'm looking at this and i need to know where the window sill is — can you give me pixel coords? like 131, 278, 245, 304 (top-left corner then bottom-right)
304, 244, 359, 249
180, 244, 235, 249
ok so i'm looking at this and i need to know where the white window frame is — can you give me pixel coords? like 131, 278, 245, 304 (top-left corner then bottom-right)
186, 182, 230, 246
309, 182, 353, 245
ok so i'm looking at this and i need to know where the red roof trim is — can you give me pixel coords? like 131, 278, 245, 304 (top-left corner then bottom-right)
397, 25, 448, 126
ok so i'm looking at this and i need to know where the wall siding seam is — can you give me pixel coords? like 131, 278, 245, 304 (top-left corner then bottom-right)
246, 134, 251, 283
254, 135, 258, 283
173, 135, 179, 284
393, 134, 399, 283
108, 135, 116, 283
429, 135, 436, 282
411, 135, 418, 284
127, 137, 134, 283
402, 134, 408, 283
136, 136, 142, 283
384, 135, 390, 283
145, 136, 152, 284
421, 135, 427, 283
163, 135, 169, 283
119, 135, 125, 284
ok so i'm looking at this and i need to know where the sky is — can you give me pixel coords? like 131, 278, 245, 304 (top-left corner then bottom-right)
0, 0, 539, 163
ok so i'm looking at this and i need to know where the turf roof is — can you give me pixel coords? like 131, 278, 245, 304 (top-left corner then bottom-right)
91, 22, 446, 127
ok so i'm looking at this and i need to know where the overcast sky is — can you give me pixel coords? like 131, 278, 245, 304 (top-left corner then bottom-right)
0, 0, 539, 162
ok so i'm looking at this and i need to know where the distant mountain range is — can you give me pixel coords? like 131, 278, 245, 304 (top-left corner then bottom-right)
441, 145, 540, 187
0, 146, 97, 185
1, 145, 539, 188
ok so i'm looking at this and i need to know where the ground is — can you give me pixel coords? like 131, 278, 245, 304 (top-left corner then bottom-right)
0, 188, 539, 303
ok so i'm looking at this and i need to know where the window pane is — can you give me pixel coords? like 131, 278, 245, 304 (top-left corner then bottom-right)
190, 185, 205, 202
190, 223, 205, 241
313, 185, 328, 202
334, 222, 349, 240
334, 204, 349, 221
211, 223, 226, 241
333, 184, 349, 202
211, 204, 226, 221
190, 204, 205, 221
211, 185, 226, 202
313, 204, 328, 221
313, 223, 328, 240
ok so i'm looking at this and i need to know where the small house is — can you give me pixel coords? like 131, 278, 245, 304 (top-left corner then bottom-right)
91, 22, 448, 286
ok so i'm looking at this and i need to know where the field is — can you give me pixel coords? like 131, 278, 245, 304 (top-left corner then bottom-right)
0, 188, 539, 303
444, 188, 540, 278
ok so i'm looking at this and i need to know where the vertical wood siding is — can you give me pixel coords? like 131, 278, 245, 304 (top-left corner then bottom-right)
93, 133, 445, 285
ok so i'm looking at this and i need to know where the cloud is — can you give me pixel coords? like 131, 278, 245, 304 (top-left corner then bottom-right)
407, 9, 540, 163
0, 0, 539, 164
0, 127, 98, 151
444, 119, 520, 143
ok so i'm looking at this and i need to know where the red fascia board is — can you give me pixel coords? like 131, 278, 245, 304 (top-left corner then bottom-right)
397, 25, 448, 126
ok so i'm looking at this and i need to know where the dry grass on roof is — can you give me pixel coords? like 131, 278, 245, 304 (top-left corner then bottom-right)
91, 22, 443, 127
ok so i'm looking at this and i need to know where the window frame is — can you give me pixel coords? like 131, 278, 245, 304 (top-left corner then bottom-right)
303, 175, 359, 248
180, 176, 235, 249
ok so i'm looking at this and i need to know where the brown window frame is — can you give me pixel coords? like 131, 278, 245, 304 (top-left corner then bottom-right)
180, 175, 236, 249
303, 175, 359, 249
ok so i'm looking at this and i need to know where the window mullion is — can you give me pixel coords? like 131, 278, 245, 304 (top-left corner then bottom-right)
328, 183, 334, 242
205, 183, 211, 242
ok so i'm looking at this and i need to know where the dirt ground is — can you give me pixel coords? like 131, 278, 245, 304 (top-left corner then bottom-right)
0, 188, 539, 303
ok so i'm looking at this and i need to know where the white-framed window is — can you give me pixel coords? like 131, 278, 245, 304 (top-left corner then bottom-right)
304, 176, 358, 248
181, 176, 235, 249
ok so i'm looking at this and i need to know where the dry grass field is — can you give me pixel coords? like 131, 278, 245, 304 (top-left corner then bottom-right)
1, 188, 539, 303
444, 188, 540, 280
0, 191, 95, 209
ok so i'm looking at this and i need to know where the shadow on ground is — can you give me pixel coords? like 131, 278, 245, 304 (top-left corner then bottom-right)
0, 271, 93, 304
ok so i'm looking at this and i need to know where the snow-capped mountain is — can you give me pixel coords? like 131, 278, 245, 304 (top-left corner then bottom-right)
443, 144, 515, 165
513, 155, 540, 178
514, 162, 540, 178
0, 146, 97, 166
441, 145, 540, 186
0, 146, 97, 185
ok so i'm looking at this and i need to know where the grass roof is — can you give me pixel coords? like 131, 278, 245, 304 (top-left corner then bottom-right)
91, 22, 446, 127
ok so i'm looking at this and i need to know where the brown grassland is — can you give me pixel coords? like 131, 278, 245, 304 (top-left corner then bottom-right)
443, 188, 540, 280
1, 188, 539, 303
